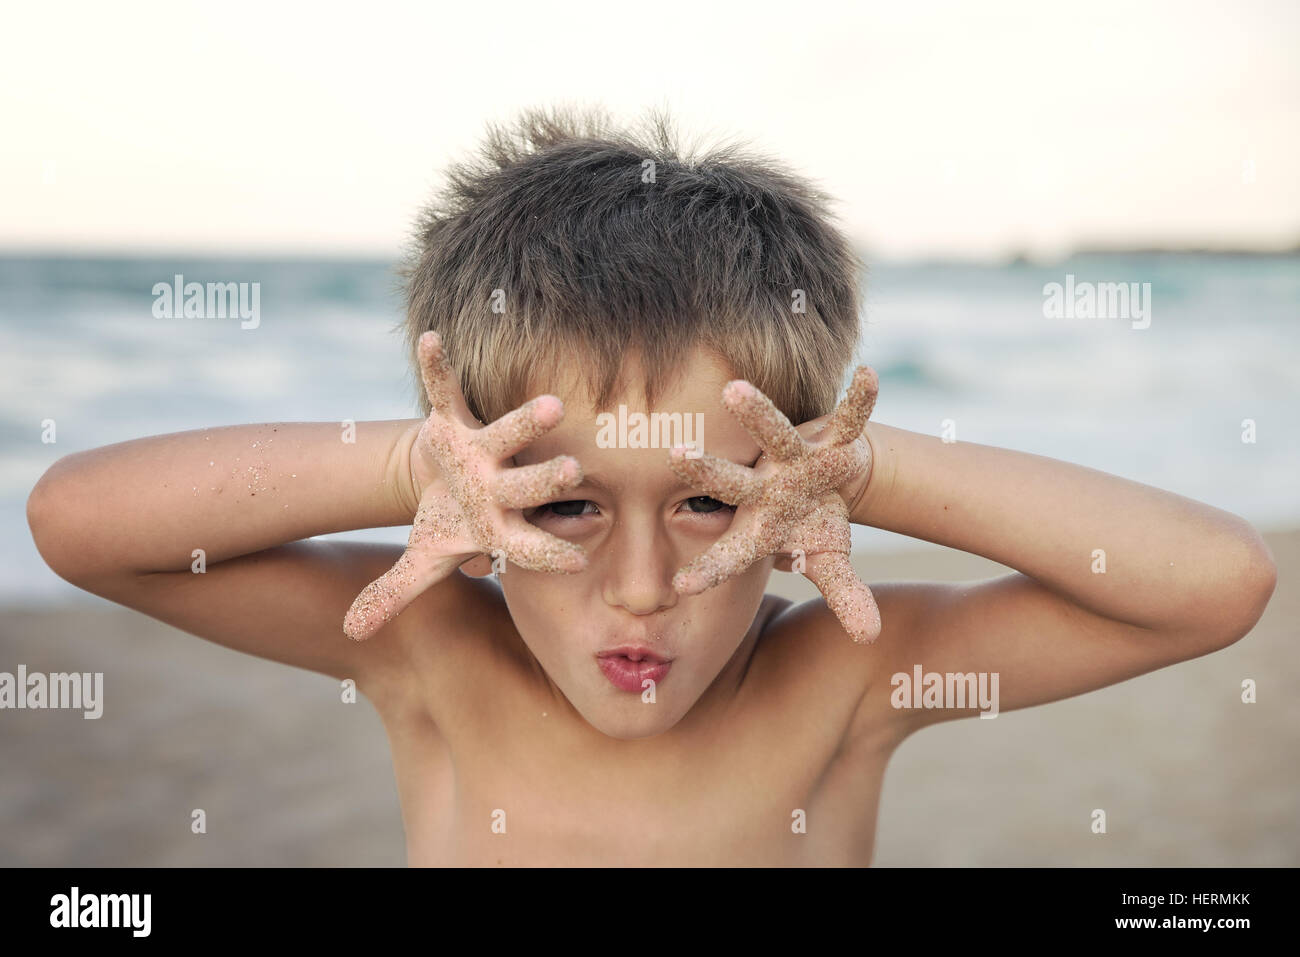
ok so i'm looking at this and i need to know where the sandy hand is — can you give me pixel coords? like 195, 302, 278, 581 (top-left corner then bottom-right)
667, 367, 883, 643
343, 331, 587, 641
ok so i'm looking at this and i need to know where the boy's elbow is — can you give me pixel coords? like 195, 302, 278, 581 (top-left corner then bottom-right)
27, 460, 83, 581
1209, 527, 1278, 648
28, 464, 57, 538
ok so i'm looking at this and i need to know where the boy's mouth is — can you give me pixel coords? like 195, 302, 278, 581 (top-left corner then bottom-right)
595, 646, 673, 693
597, 645, 670, 664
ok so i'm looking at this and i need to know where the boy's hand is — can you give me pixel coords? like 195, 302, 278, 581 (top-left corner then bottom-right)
666, 367, 882, 643
343, 331, 587, 641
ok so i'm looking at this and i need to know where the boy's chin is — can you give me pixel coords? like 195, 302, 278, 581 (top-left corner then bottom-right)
591, 719, 677, 741
576, 696, 691, 740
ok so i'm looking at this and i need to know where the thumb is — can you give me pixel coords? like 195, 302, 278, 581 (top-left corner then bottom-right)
344, 546, 462, 641
802, 551, 882, 644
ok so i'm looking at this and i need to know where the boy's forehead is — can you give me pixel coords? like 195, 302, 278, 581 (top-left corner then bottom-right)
514, 346, 762, 469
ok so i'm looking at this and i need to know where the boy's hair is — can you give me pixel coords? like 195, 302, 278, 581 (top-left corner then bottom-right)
401, 104, 863, 427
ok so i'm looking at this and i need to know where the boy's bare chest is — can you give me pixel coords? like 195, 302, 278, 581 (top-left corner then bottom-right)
381, 670, 892, 866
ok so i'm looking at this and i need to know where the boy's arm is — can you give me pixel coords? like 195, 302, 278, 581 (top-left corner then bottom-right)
25, 418, 453, 703
847, 420, 1277, 738
26, 332, 585, 710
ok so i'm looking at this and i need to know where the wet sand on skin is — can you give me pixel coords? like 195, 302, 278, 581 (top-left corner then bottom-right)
2, 529, 1295, 866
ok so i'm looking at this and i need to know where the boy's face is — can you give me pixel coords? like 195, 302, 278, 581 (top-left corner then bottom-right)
496, 346, 775, 740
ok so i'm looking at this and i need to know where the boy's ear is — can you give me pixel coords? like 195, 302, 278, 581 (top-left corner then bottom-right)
458, 554, 495, 577
753, 416, 832, 470
796, 413, 833, 442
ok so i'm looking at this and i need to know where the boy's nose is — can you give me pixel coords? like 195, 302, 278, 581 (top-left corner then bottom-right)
599, 516, 679, 616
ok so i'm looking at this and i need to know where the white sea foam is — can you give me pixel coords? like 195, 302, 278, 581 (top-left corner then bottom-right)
3, 254, 1297, 596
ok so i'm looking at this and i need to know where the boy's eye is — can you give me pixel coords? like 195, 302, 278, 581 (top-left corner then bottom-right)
535, 497, 732, 519
541, 500, 597, 518
683, 496, 734, 514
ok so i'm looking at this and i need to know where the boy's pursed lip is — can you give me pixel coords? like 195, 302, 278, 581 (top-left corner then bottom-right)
596, 645, 671, 664
595, 655, 670, 691
596, 650, 672, 693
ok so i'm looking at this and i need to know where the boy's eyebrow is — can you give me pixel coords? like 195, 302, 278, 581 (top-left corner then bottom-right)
574, 452, 762, 495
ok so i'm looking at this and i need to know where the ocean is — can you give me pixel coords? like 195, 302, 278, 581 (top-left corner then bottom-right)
2, 253, 1297, 603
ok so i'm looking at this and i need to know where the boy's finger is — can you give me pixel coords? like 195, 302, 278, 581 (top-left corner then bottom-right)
672, 526, 770, 596
498, 523, 588, 574
343, 545, 454, 641
476, 395, 565, 460
666, 446, 760, 504
417, 331, 479, 427
493, 455, 582, 509
802, 551, 881, 644
824, 366, 879, 447
344, 494, 474, 640
722, 380, 805, 462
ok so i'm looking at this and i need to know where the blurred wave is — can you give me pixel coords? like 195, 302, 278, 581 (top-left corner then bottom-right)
3, 252, 1297, 601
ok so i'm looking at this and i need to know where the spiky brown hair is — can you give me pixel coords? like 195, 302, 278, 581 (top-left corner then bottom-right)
401, 103, 863, 427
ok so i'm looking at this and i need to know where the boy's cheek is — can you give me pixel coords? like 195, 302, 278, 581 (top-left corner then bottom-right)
458, 554, 496, 577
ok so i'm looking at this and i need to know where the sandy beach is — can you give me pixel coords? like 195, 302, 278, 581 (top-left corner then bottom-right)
2, 529, 1295, 867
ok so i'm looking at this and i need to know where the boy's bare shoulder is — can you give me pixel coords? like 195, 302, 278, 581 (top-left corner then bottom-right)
753, 582, 930, 752
364, 561, 514, 720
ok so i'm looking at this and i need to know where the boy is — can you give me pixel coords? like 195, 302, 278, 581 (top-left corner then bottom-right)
26, 107, 1277, 866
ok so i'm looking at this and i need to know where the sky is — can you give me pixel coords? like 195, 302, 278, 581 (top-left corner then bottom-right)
2, 0, 1297, 259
